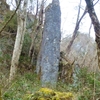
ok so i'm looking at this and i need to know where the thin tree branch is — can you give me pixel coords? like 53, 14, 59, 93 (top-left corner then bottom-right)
0, 0, 21, 34
10, 1, 16, 8
66, 1, 87, 54
76, 0, 81, 26
93, 0, 99, 6
35, 0, 39, 17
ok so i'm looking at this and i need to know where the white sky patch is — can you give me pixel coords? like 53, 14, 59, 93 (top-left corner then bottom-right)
7, 0, 100, 39
60, 0, 100, 39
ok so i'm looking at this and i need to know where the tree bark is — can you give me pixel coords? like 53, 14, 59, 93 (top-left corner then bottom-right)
9, 0, 28, 82
84, 0, 100, 69
66, 5, 87, 54
36, 0, 61, 87
28, 0, 44, 64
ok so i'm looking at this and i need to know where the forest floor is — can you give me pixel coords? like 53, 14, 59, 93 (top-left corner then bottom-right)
0, 66, 100, 100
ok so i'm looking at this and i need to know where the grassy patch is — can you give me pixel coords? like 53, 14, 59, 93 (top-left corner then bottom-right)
2, 72, 41, 100
0, 68, 100, 100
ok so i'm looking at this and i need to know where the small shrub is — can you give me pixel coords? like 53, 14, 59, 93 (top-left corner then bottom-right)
3, 11, 17, 33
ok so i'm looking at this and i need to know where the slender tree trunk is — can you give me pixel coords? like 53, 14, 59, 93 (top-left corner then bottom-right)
9, 0, 28, 82
66, 4, 87, 54
28, 19, 38, 58
28, 0, 39, 58
89, 22, 92, 36
29, 0, 44, 65
84, 0, 100, 69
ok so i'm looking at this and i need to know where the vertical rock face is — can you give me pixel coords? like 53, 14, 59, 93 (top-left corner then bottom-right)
40, 1, 61, 86
52, 0, 60, 5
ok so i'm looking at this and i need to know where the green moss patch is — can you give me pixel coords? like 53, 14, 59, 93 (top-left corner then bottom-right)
23, 88, 73, 100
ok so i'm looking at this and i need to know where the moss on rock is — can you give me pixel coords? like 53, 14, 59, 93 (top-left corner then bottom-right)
23, 88, 73, 100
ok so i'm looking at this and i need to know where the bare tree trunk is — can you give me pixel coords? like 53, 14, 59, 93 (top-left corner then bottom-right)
28, 0, 44, 65
28, 19, 38, 58
9, 0, 28, 82
89, 22, 92, 36
66, 1, 87, 54
28, 0, 39, 58
84, 0, 100, 69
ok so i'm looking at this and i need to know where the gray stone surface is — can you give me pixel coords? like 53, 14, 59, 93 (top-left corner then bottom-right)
61, 34, 98, 72
40, 1, 61, 86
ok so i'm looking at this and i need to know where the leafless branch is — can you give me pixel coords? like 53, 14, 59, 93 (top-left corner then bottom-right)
0, 0, 21, 34
10, 1, 16, 8
89, 22, 92, 36
66, 1, 87, 54
93, 0, 99, 6
35, 0, 39, 17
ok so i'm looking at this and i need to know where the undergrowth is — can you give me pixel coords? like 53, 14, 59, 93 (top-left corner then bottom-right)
2, 72, 41, 100
0, 68, 100, 100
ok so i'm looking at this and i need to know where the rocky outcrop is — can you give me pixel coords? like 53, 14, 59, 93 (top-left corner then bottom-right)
61, 34, 99, 72
36, 1, 61, 87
